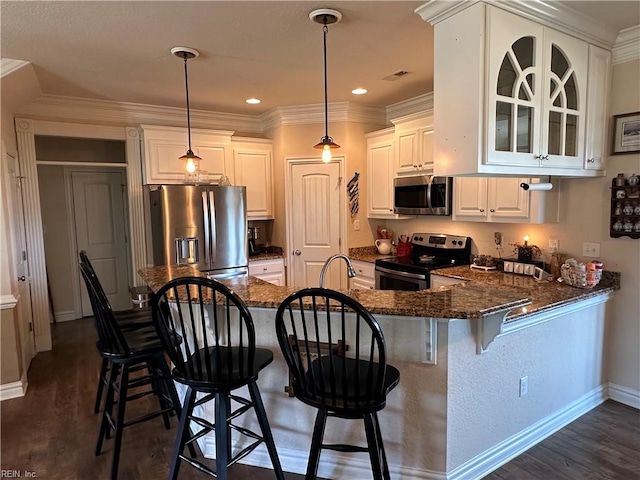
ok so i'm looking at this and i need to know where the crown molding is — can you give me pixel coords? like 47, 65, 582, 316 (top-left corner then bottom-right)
260, 102, 387, 132
18, 95, 390, 135
17, 95, 264, 134
0, 58, 31, 78
416, 0, 619, 50
386, 93, 433, 122
613, 25, 640, 65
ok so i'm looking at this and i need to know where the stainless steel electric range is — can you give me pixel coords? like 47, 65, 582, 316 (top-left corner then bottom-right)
374, 233, 471, 291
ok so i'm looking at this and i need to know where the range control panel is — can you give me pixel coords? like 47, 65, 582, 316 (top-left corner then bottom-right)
411, 233, 470, 249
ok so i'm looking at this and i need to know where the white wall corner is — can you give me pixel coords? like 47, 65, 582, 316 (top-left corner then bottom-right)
607, 382, 640, 409
613, 25, 640, 65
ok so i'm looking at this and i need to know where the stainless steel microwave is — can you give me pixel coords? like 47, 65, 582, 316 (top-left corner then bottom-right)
394, 175, 453, 215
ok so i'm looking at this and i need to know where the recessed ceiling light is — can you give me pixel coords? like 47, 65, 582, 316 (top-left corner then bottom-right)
351, 88, 368, 95
245, 98, 261, 105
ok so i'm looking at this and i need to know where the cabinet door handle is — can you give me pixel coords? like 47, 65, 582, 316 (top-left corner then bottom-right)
293, 250, 301, 256
535, 154, 549, 160
479, 209, 485, 212
263, 267, 268, 271
490, 209, 495, 213
587, 158, 596, 164
18, 276, 26, 282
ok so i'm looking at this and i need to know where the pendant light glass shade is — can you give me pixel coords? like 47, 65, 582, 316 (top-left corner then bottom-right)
310, 9, 341, 163
171, 47, 202, 176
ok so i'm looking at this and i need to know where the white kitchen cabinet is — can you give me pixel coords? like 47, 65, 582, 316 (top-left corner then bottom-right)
349, 260, 375, 290
430, 273, 466, 289
232, 138, 274, 219
584, 45, 611, 171
249, 258, 285, 285
393, 114, 434, 175
453, 177, 558, 224
429, 3, 604, 177
140, 125, 233, 185
366, 129, 399, 219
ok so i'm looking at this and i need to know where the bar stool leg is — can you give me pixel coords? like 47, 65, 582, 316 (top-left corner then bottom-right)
364, 413, 384, 480
111, 364, 130, 480
168, 387, 197, 480
96, 361, 119, 456
215, 392, 231, 480
248, 382, 285, 480
373, 412, 391, 480
305, 409, 328, 480
94, 358, 109, 413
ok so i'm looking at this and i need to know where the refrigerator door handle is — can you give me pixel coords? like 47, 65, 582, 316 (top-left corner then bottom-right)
202, 191, 211, 265
209, 190, 217, 263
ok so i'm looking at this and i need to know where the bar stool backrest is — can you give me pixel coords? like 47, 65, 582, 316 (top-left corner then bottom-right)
275, 288, 389, 413
152, 276, 258, 386
78, 257, 131, 356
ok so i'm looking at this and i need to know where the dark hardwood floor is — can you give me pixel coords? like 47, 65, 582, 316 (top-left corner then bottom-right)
1, 318, 638, 480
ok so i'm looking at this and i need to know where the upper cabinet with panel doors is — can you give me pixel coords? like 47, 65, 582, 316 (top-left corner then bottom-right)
420, 2, 611, 178
140, 125, 234, 185
366, 128, 413, 219
231, 138, 274, 220
392, 113, 434, 175
453, 176, 559, 224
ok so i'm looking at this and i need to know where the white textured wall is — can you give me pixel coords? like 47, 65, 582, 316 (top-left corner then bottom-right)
445, 300, 608, 471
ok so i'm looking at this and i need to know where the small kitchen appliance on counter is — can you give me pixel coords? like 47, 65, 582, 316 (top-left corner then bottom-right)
375, 233, 471, 290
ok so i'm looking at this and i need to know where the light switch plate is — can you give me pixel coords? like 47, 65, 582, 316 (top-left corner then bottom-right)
582, 242, 600, 258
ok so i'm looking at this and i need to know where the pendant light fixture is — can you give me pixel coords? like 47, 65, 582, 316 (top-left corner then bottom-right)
310, 9, 342, 163
171, 46, 202, 176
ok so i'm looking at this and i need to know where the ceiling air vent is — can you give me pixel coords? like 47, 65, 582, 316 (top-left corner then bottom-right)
382, 70, 410, 81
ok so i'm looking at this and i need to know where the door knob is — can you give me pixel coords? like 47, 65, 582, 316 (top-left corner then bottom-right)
18, 276, 26, 282
294, 250, 301, 256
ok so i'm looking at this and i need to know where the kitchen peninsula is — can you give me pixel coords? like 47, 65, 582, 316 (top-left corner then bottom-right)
138, 265, 618, 480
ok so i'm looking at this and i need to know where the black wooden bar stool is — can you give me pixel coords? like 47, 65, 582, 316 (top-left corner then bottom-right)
275, 288, 400, 480
78, 260, 190, 480
78, 251, 155, 414
151, 276, 285, 480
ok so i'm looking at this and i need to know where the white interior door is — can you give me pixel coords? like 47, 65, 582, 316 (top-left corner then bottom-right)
71, 170, 130, 314
6, 151, 36, 371
288, 160, 342, 288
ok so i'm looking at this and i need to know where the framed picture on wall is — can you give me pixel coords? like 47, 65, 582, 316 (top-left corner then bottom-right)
612, 112, 640, 155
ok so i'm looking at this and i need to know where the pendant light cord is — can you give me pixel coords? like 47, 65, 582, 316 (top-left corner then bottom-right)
322, 21, 329, 140
183, 54, 193, 152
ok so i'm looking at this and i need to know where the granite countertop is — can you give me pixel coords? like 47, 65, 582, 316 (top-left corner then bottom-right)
348, 246, 394, 263
248, 246, 284, 262
430, 265, 620, 321
138, 265, 530, 320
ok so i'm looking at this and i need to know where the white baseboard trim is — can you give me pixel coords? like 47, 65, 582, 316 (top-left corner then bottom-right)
54, 310, 79, 323
608, 382, 640, 409
447, 386, 607, 480
0, 372, 28, 401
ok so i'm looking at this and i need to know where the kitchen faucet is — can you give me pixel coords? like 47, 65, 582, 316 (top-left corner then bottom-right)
319, 254, 357, 288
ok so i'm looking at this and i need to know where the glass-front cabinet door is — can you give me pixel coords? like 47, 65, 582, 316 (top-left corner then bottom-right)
485, 7, 587, 169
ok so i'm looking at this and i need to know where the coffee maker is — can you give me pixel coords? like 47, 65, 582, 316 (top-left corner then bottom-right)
247, 227, 260, 256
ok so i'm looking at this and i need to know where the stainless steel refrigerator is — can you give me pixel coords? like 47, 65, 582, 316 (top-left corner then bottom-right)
148, 185, 248, 278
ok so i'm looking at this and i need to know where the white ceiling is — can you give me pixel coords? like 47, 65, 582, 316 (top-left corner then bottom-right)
1, 1, 638, 116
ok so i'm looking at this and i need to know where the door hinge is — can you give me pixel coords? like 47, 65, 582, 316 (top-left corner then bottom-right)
339, 237, 342, 247
22, 250, 27, 262
28, 322, 33, 332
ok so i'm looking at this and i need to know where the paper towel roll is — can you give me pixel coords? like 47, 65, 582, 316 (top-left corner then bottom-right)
520, 182, 553, 191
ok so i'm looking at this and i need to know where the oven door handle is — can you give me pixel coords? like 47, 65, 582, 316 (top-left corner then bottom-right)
375, 266, 426, 280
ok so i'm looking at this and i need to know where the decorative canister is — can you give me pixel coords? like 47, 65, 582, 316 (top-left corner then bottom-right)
635, 205, 640, 216
616, 189, 626, 199
623, 203, 634, 216
616, 173, 626, 186
613, 220, 623, 232
628, 173, 639, 186
635, 221, 640, 233
623, 220, 634, 232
